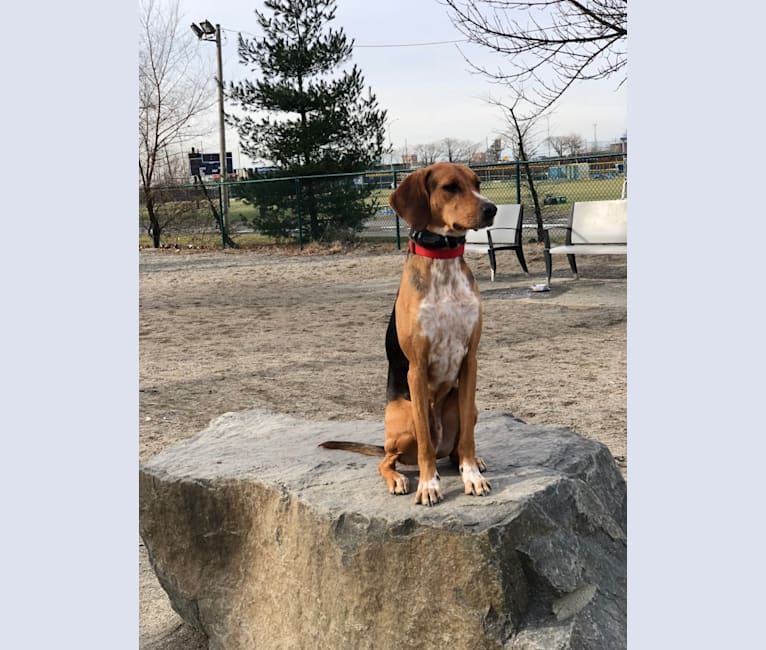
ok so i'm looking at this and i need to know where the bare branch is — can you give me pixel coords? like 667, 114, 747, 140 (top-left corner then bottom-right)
139, 0, 215, 189
443, 0, 626, 116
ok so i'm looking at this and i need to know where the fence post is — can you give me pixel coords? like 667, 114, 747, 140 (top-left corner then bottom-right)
392, 170, 401, 250
294, 177, 304, 250
515, 160, 521, 205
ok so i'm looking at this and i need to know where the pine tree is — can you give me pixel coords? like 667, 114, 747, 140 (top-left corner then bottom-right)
230, 0, 387, 242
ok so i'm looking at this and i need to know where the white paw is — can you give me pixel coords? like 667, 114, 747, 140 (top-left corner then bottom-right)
415, 475, 443, 506
460, 462, 491, 496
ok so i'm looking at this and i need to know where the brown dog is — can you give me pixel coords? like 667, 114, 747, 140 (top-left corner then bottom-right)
321, 163, 496, 505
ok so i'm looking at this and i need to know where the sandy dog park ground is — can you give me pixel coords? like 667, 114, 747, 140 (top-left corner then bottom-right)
139, 242, 626, 648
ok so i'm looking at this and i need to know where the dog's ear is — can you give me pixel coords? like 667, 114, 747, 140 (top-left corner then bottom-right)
389, 168, 431, 231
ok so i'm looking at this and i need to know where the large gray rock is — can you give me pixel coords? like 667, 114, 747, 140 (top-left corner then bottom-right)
139, 409, 626, 649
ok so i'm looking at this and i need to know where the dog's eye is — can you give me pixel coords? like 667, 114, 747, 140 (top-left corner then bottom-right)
443, 183, 459, 193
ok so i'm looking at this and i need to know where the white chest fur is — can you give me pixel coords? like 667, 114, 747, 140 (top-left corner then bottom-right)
417, 259, 480, 389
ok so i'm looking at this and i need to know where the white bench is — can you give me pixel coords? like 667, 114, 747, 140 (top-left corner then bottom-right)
543, 199, 627, 286
464, 204, 528, 281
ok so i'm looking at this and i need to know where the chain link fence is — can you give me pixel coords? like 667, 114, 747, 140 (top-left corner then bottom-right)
139, 153, 626, 249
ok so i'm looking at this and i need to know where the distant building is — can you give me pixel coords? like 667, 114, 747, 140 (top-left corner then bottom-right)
487, 138, 502, 163
401, 154, 418, 166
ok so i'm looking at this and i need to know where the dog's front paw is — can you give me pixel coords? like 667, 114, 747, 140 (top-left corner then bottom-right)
385, 471, 410, 495
415, 475, 443, 506
460, 461, 491, 496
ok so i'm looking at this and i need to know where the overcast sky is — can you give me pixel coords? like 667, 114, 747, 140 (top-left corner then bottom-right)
176, 0, 626, 166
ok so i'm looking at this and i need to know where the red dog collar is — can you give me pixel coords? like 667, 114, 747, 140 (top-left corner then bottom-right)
408, 240, 465, 259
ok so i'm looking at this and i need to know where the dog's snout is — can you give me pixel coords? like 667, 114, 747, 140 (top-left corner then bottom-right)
480, 202, 497, 228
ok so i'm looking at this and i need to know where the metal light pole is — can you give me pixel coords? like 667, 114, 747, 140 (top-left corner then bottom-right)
192, 20, 230, 246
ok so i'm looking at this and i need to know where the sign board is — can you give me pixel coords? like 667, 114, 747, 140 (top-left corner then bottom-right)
188, 152, 234, 176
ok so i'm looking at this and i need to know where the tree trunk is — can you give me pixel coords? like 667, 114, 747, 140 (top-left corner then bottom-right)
521, 160, 544, 242
296, 97, 321, 242
305, 180, 321, 241
509, 107, 545, 243
146, 195, 162, 248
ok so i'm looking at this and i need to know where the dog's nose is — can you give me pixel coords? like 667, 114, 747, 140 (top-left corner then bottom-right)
480, 202, 497, 227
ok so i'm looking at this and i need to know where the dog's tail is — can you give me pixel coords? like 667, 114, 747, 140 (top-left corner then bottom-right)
318, 441, 386, 457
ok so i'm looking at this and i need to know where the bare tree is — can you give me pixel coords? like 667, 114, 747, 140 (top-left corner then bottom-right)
444, 0, 627, 116
442, 137, 482, 163
412, 142, 443, 165
443, 137, 461, 162
547, 133, 585, 157
546, 135, 566, 157
139, 0, 214, 248
493, 98, 545, 241
562, 133, 585, 155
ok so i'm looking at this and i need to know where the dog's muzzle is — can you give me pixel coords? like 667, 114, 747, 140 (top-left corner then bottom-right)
479, 202, 497, 229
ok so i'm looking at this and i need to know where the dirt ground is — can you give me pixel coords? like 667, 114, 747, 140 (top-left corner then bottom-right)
138, 242, 627, 648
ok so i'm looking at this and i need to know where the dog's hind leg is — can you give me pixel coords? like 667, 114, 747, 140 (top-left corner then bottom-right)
379, 399, 417, 495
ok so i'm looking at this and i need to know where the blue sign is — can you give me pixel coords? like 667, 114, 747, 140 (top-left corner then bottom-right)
188, 152, 234, 176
